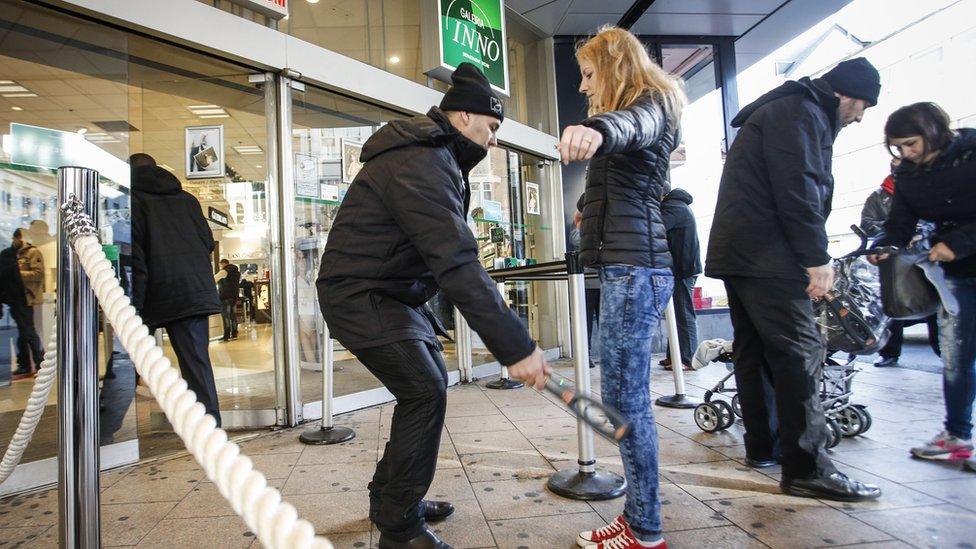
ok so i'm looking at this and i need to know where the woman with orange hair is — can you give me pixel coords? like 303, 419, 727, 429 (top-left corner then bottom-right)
558, 27, 686, 549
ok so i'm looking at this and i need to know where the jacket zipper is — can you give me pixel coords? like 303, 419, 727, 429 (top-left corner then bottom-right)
596, 163, 610, 262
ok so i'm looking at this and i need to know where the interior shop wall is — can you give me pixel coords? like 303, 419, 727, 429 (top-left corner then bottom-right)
553, 38, 590, 250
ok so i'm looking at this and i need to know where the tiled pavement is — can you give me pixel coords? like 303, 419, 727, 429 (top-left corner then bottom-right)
2, 358, 975, 548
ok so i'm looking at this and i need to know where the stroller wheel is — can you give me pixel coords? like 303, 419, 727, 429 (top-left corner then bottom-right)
712, 400, 735, 430
853, 405, 872, 434
731, 394, 743, 418
825, 418, 842, 449
836, 407, 865, 437
694, 403, 724, 433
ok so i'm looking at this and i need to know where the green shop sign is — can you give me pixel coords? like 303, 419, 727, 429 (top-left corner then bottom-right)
423, 0, 509, 96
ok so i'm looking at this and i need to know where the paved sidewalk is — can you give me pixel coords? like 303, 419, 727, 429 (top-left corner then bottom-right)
1, 358, 974, 548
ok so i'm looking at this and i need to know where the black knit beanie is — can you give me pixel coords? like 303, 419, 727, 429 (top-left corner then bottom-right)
439, 63, 504, 121
821, 57, 881, 106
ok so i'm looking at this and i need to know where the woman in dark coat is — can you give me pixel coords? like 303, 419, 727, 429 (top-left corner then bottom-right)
560, 26, 685, 549
872, 102, 976, 466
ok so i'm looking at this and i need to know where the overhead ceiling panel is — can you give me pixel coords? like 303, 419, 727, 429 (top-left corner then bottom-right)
516, 0, 573, 35
567, 0, 637, 14
558, 13, 626, 36
631, 13, 765, 36
647, 0, 784, 15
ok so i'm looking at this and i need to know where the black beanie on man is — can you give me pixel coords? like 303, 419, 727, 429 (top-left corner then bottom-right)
439, 62, 505, 121
821, 57, 881, 106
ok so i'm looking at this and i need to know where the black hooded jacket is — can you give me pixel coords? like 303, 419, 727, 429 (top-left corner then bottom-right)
218, 263, 241, 300
706, 77, 840, 280
661, 188, 702, 279
876, 128, 976, 278
131, 165, 221, 329
577, 94, 678, 270
317, 108, 536, 366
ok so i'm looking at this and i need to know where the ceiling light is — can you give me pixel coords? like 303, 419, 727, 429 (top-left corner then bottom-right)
187, 104, 229, 118
76, 127, 87, 134
255, 164, 263, 168
0, 85, 29, 93
2, 93, 37, 98
199, 114, 230, 119
233, 145, 263, 155
11, 106, 22, 111
389, 55, 400, 64
306, 0, 320, 3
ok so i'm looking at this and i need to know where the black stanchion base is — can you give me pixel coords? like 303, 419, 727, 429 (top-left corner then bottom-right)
299, 425, 355, 445
655, 394, 699, 409
547, 468, 626, 500
486, 378, 523, 390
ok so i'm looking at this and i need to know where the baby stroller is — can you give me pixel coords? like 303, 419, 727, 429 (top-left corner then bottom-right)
693, 225, 890, 449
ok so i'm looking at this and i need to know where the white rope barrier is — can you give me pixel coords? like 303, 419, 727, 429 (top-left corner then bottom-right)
67, 228, 332, 548
0, 331, 57, 485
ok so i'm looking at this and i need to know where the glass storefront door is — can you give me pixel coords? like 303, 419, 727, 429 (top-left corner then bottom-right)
0, 0, 283, 495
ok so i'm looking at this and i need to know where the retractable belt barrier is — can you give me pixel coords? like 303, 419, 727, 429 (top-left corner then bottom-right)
26, 165, 334, 549
487, 253, 626, 500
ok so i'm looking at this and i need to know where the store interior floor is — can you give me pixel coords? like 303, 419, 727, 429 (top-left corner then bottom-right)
2, 354, 974, 548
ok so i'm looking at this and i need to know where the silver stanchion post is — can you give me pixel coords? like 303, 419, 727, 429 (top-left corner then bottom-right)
454, 308, 473, 383
57, 166, 101, 548
300, 326, 355, 444
547, 252, 626, 500
654, 299, 699, 409
486, 281, 523, 390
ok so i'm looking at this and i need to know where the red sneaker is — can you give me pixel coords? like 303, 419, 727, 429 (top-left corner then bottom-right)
578, 517, 667, 549
577, 516, 628, 547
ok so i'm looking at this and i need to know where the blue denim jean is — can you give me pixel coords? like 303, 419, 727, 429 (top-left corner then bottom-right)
939, 276, 976, 440
599, 265, 673, 540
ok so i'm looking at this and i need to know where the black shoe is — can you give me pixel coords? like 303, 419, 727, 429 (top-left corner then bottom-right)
781, 471, 882, 502
377, 528, 452, 549
12, 366, 32, 377
423, 500, 455, 522
874, 356, 898, 368
745, 456, 779, 469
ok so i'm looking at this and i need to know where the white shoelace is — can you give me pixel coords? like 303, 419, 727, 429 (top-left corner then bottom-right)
590, 517, 625, 540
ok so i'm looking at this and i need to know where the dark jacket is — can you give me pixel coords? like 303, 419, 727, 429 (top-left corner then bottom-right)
705, 77, 840, 280
131, 165, 221, 329
317, 108, 535, 366
577, 94, 678, 270
0, 245, 26, 307
218, 263, 241, 301
860, 183, 893, 238
661, 188, 702, 278
876, 128, 976, 278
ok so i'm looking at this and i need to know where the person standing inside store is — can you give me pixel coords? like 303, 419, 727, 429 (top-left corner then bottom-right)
705, 58, 883, 501
659, 188, 702, 371
214, 258, 240, 341
572, 193, 601, 368
130, 153, 223, 427
0, 228, 45, 377
566, 26, 684, 549
317, 62, 549, 549
869, 102, 976, 465
860, 158, 940, 367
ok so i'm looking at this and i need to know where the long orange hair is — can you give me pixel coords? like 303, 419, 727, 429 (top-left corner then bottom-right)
576, 26, 686, 125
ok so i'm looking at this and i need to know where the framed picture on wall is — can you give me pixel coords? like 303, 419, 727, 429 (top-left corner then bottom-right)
185, 125, 224, 179
340, 138, 364, 183
525, 182, 540, 215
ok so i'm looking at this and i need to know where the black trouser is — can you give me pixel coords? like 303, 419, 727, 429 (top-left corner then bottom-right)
666, 275, 699, 364
164, 315, 221, 427
352, 340, 448, 542
724, 277, 835, 480
584, 287, 601, 352
220, 298, 238, 339
10, 302, 43, 371
879, 315, 940, 359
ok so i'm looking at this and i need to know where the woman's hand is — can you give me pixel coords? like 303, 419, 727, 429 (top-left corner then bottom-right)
866, 253, 889, 265
558, 125, 603, 165
928, 242, 956, 262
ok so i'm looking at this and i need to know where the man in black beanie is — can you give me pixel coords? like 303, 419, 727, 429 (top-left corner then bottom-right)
318, 62, 549, 549
705, 57, 883, 501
